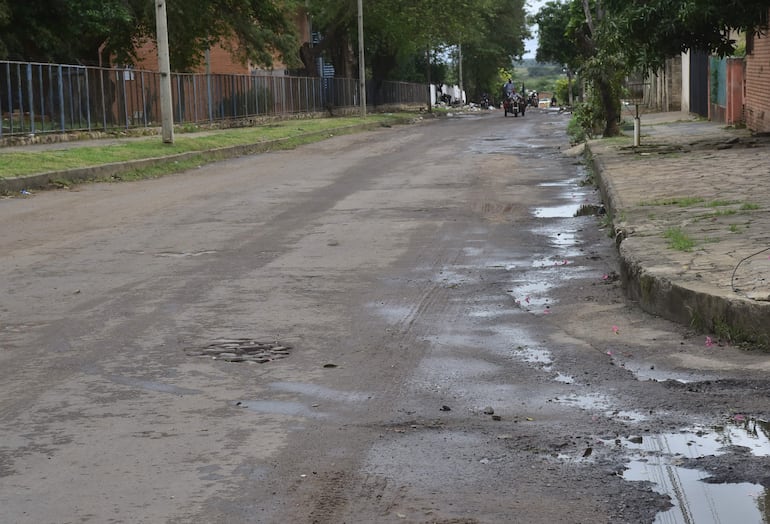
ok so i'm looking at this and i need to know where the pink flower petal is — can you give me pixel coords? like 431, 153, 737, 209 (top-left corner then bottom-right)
602, 274, 609, 280
612, 325, 619, 334
734, 414, 746, 421
705, 336, 714, 347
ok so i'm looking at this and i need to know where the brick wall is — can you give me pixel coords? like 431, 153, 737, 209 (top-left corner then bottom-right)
132, 41, 251, 74
129, 8, 311, 76
745, 20, 770, 132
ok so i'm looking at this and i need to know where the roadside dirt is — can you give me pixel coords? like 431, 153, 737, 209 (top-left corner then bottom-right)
0, 109, 768, 524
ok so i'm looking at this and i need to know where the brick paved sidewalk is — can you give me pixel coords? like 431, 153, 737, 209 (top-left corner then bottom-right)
588, 112, 770, 347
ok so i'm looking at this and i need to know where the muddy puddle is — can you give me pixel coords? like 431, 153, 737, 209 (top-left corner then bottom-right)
614, 419, 770, 523
617, 360, 711, 384
553, 392, 650, 422
533, 203, 585, 218
533, 202, 606, 219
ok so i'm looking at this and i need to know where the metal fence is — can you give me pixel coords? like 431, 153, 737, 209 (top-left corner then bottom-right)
0, 60, 426, 138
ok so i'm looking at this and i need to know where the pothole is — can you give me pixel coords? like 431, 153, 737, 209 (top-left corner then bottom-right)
186, 339, 291, 363
611, 418, 770, 524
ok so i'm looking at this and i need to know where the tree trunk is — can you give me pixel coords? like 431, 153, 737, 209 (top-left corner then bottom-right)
597, 77, 620, 137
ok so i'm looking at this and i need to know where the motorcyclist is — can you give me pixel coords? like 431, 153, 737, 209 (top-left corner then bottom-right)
502, 79, 516, 100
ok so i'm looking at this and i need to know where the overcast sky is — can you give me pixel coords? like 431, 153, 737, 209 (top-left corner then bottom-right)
523, 0, 547, 59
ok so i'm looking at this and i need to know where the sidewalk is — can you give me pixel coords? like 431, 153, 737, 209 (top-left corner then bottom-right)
588, 112, 770, 347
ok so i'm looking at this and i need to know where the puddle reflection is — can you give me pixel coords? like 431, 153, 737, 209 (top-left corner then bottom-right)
533, 203, 583, 218
625, 460, 767, 524
616, 419, 770, 523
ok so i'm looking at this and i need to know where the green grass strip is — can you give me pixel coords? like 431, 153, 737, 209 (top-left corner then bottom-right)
0, 114, 412, 178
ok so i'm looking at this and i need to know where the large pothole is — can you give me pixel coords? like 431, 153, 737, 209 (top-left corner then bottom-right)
186, 339, 291, 363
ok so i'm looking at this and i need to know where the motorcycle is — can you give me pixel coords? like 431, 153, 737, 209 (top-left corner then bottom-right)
480, 93, 490, 109
503, 94, 525, 117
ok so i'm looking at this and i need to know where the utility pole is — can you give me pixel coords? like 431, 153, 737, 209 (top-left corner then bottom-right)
155, 0, 174, 143
357, 0, 366, 118
458, 43, 464, 104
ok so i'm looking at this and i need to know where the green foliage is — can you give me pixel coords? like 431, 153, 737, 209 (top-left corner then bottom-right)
0, 0, 300, 71
567, 101, 602, 143
525, 64, 563, 78
532, 2, 580, 69
554, 78, 577, 105
602, 0, 770, 71
308, 0, 528, 102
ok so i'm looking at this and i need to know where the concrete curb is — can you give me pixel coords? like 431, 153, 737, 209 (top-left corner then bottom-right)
586, 142, 770, 347
0, 120, 395, 194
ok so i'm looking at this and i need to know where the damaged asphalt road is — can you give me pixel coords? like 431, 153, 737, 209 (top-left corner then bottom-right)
0, 109, 768, 524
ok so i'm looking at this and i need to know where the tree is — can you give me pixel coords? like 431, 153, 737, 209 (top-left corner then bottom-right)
533, 1, 580, 71
535, 0, 770, 140
307, 0, 529, 103
603, 0, 770, 71
461, 0, 530, 102
0, 0, 301, 71
534, 0, 625, 137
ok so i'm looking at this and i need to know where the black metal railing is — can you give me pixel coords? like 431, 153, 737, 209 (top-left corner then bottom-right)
0, 60, 425, 138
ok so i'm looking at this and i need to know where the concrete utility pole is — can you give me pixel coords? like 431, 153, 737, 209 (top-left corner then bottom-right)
357, 0, 366, 118
155, 0, 174, 144
458, 44, 464, 104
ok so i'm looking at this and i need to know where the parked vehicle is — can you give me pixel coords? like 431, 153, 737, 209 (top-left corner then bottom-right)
480, 93, 490, 109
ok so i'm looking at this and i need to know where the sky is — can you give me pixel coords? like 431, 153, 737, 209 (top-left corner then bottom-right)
522, 0, 547, 59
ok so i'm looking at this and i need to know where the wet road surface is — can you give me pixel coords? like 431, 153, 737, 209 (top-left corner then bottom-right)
0, 109, 768, 523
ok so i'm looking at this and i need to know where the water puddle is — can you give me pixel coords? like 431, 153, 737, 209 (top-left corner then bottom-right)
619, 360, 706, 384
533, 202, 605, 219
554, 393, 650, 422
538, 176, 586, 188
507, 281, 554, 310
533, 203, 583, 218
269, 382, 370, 403
548, 230, 578, 247
531, 257, 572, 268
616, 419, 770, 523
238, 400, 327, 418
553, 372, 575, 384
467, 305, 520, 319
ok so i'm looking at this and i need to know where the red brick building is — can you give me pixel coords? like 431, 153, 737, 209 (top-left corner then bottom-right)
132, 10, 311, 75
744, 22, 770, 132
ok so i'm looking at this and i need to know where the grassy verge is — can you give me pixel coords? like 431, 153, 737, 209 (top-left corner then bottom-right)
0, 114, 414, 179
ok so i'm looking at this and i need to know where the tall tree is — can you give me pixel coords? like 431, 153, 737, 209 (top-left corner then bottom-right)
535, 0, 625, 137
307, 0, 528, 99
602, 0, 770, 71
461, 0, 530, 102
0, 0, 300, 71
535, 0, 770, 140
